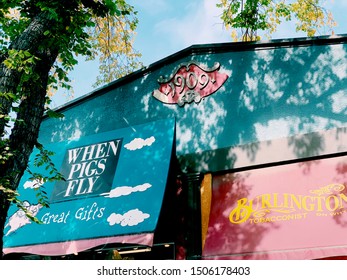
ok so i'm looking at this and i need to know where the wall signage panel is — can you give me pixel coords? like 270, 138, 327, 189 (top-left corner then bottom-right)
203, 155, 347, 260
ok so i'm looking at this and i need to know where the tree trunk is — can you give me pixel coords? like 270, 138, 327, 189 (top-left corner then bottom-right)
0, 12, 56, 136
0, 12, 59, 259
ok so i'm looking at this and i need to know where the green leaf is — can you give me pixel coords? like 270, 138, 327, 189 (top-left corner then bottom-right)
45, 108, 64, 119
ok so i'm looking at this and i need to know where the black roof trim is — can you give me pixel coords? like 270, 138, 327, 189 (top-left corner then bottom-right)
49, 33, 347, 115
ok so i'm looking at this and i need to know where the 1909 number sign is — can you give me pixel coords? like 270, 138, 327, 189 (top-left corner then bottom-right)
152, 61, 229, 106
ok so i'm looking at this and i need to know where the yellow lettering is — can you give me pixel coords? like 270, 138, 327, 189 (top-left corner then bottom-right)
326, 195, 339, 211
282, 193, 290, 208
273, 193, 283, 208
302, 196, 315, 211
338, 193, 347, 209
314, 196, 325, 212
289, 194, 302, 210
229, 198, 253, 224
261, 193, 273, 208
228, 184, 347, 225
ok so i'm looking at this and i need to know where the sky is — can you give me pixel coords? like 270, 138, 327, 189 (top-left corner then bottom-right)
52, 0, 347, 108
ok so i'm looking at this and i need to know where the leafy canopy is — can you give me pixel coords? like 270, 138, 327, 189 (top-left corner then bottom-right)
0, 0, 142, 96
0, 0, 141, 223
217, 0, 336, 41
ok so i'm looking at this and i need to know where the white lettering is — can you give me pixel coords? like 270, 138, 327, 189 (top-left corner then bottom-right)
60, 139, 121, 199
75, 202, 105, 221
41, 211, 70, 224
68, 163, 81, 180
87, 176, 100, 193
65, 180, 79, 197
68, 148, 83, 164
106, 140, 121, 157
81, 144, 96, 162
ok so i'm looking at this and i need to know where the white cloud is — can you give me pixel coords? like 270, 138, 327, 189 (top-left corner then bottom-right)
107, 209, 150, 227
154, 0, 229, 48
23, 178, 43, 189
103, 183, 152, 198
124, 136, 155, 150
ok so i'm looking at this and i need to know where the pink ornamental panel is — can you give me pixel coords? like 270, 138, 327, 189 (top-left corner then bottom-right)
152, 61, 228, 106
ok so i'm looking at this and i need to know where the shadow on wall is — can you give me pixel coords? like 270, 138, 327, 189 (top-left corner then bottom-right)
202, 172, 278, 260
40, 40, 347, 173
175, 43, 347, 172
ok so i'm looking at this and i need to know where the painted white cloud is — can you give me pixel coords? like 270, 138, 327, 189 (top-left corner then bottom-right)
23, 178, 43, 189
107, 209, 150, 227
124, 136, 155, 150
104, 183, 152, 198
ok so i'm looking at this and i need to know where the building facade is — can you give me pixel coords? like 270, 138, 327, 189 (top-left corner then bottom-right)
3, 35, 347, 260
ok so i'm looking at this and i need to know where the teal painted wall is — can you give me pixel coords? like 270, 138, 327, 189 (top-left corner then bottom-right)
39, 37, 347, 173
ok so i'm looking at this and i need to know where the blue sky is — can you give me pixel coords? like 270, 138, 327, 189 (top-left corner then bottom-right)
52, 0, 347, 108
